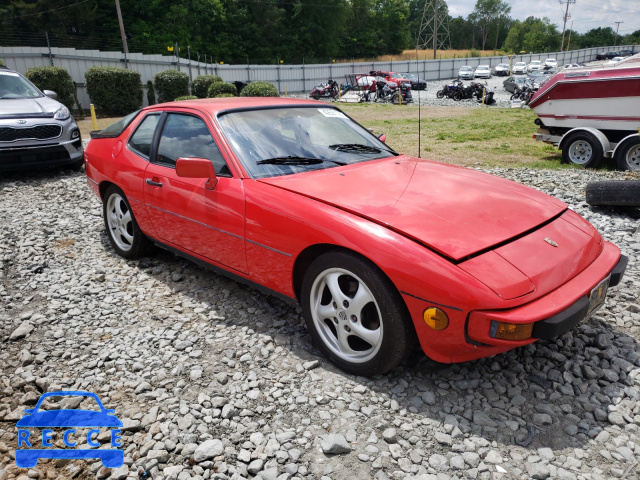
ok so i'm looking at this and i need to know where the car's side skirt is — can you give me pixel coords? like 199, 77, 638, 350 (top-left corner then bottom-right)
148, 236, 299, 306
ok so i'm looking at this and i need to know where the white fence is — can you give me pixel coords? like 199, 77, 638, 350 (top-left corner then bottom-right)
1, 44, 637, 110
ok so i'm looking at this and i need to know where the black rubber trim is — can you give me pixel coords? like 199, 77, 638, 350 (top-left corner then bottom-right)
147, 236, 299, 305
531, 296, 590, 340
609, 255, 628, 287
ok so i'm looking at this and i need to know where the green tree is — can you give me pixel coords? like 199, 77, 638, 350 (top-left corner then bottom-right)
469, 0, 511, 50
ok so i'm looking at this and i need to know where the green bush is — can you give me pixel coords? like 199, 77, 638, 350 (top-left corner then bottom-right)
174, 95, 198, 101
191, 75, 222, 98
25, 66, 76, 111
85, 67, 142, 116
147, 80, 156, 106
469, 49, 481, 58
240, 81, 279, 97
0, 59, 5, 67
214, 93, 235, 98
207, 82, 237, 98
154, 70, 189, 103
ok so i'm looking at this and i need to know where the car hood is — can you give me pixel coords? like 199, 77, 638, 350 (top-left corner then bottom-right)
0, 96, 61, 117
261, 157, 567, 261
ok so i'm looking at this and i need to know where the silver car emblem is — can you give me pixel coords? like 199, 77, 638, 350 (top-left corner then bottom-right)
544, 237, 558, 247
17, 120, 27, 124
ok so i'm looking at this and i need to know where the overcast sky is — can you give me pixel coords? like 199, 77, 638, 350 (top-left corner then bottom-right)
446, 0, 640, 35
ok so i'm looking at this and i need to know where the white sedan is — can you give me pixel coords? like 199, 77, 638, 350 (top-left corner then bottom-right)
528, 60, 543, 72
544, 58, 558, 68
513, 62, 528, 74
474, 65, 491, 78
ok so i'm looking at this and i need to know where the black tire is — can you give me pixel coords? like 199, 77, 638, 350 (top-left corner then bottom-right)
301, 250, 417, 376
453, 91, 462, 101
311, 93, 320, 100
562, 132, 604, 168
436, 90, 445, 99
586, 181, 640, 207
103, 185, 151, 259
510, 91, 520, 100
615, 136, 640, 171
391, 93, 399, 104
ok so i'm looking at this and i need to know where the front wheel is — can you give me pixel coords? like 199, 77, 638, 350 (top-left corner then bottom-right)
301, 251, 416, 376
103, 185, 151, 259
562, 132, 604, 168
615, 136, 640, 171
436, 90, 444, 99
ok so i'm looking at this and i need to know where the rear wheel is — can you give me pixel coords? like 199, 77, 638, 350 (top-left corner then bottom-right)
562, 132, 604, 168
103, 185, 151, 259
301, 251, 416, 376
615, 136, 640, 171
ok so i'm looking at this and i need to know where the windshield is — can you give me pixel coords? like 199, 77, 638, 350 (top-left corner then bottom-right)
0, 71, 42, 99
217, 106, 395, 179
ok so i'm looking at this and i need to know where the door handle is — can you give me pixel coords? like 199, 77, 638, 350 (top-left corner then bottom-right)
145, 178, 163, 187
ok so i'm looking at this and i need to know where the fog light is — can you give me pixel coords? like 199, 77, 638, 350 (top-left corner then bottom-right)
71, 129, 80, 139
491, 321, 533, 341
423, 307, 448, 331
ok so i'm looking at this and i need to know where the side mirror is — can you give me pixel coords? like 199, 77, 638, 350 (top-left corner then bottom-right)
377, 133, 386, 143
176, 157, 218, 190
43, 90, 57, 99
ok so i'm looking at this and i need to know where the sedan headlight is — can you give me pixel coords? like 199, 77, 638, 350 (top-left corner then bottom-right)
54, 106, 70, 120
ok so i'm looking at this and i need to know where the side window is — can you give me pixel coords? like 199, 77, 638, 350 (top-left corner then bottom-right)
156, 114, 230, 175
128, 114, 160, 159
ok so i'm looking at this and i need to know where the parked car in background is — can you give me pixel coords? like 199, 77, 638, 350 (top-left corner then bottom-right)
618, 49, 634, 56
527, 60, 543, 72
544, 58, 558, 68
84, 97, 626, 376
474, 65, 491, 79
399, 73, 427, 90
458, 66, 475, 80
0, 66, 83, 172
596, 51, 621, 60
513, 62, 528, 74
526, 71, 546, 88
503, 76, 532, 93
561, 64, 582, 69
369, 71, 411, 88
605, 56, 625, 66
492, 64, 511, 76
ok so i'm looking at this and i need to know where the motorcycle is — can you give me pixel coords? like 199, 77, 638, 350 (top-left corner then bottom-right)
373, 80, 412, 104
310, 79, 338, 100
436, 80, 462, 99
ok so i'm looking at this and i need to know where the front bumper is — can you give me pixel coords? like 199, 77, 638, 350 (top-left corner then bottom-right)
0, 137, 83, 171
466, 246, 626, 354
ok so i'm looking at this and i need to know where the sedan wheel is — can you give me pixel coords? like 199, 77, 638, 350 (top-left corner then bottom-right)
103, 185, 150, 259
302, 251, 416, 376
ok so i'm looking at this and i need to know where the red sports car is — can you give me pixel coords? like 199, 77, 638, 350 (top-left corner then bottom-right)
84, 98, 627, 376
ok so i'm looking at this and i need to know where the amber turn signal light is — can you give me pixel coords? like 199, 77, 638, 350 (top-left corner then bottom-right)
491, 321, 533, 341
423, 307, 449, 330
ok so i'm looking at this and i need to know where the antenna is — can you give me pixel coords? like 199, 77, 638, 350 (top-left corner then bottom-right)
417, 0, 450, 59
416, 47, 421, 158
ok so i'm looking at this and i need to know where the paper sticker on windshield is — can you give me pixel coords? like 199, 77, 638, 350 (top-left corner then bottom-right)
318, 108, 347, 119
0, 71, 20, 76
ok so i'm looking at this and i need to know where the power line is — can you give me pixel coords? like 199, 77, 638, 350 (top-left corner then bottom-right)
559, 0, 576, 51
4, 0, 92, 19
613, 20, 623, 46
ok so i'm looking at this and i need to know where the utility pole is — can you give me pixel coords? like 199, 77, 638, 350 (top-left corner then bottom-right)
559, 0, 575, 52
566, 21, 573, 51
114, 0, 129, 68
432, 0, 437, 59
614, 21, 623, 46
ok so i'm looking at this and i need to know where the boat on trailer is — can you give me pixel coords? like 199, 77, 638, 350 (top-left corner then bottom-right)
531, 54, 640, 170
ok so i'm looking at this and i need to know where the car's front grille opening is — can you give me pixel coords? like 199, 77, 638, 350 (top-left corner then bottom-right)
0, 145, 71, 168
0, 124, 63, 142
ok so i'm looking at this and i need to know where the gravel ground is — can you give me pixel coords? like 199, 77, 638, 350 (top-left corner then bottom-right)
0, 166, 639, 480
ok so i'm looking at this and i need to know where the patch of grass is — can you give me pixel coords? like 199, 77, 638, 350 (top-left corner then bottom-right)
339, 103, 569, 169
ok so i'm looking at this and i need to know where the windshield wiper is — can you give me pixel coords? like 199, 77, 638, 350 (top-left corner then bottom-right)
329, 143, 398, 156
257, 156, 346, 166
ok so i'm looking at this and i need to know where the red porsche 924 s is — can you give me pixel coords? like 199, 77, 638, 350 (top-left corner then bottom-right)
84, 98, 627, 376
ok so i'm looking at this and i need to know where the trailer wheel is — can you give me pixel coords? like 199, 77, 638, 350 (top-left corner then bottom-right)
615, 136, 640, 171
562, 132, 603, 168
586, 181, 640, 207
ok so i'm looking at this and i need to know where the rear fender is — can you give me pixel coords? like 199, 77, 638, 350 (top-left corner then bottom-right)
612, 133, 640, 159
